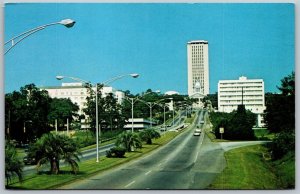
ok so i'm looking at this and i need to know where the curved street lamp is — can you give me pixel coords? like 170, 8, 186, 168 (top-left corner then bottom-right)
56, 73, 139, 163
137, 98, 168, 128
124, 90, 160, 133
5, 19, 76, 55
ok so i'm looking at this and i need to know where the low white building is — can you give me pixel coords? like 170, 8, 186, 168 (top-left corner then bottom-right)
218, 76, 266, 127
41, 82, 125, 127
123, 118, 157, 131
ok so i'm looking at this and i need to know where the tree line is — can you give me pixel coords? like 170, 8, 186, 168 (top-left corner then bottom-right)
5, 84, 192, 144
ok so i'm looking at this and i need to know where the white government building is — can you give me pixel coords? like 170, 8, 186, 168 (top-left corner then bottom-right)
42, 82, 125, 123
218, 76, 266, 127
187, 40, 209, 107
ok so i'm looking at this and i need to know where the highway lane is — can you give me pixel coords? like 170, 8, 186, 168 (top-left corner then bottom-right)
58, 108, 268, 189
59, 109, 208, 189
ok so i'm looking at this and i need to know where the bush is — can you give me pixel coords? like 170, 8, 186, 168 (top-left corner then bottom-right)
211, 105, 256, 140
106, 147, 126, 158
270, 131, 295, 160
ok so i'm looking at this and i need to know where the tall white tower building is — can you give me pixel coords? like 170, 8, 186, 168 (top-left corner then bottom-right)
187, 40, 209, 97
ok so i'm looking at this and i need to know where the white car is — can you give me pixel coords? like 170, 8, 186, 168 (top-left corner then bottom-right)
195, 128, 202, 133
193, 132, 201, 136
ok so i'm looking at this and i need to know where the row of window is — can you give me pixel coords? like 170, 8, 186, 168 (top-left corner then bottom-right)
220, 99, 263, 104
219, 86, 263, 89
220, 104, 264, 107
55, 91, 86, 96
219, 90, 263, 93
219, 94, 263, 97
220, 82, 263, 85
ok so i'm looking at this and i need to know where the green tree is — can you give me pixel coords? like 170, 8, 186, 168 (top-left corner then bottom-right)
265, 72, 295, 133
102, 93, 127, 131
264, 72, 295, 159
139, 128, 161, 144
202, 92, 218, 109
277, 71, 295, 96
83, 83, 105, 132
226, 105, 256, 140
210, 106, 256, 140
29, 133, 81, 174
115, 132, 142, 152
5, 84, 52, 143
5, 141, 23, 187
48, 98, 79, 131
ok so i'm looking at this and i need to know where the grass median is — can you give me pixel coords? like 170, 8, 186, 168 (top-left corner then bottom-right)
8, 130, 183, 189
208, 144, 280, 189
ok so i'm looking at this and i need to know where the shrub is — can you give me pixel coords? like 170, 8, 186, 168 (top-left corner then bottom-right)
270, 131, 295, 160
106, 147, 126, 158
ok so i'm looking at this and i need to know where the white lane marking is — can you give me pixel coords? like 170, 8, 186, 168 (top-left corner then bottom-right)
158, 162, 163, 166
194, 151, 199, 163
125, 180, 135, 188
145, 170, 152, 175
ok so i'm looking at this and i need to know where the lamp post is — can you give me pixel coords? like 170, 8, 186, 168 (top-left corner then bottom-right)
155, 103, 169, 132
5, 19, 76, 55
125, 90, 160, 132
138, 98, 171, 128
56, 73, 139, 162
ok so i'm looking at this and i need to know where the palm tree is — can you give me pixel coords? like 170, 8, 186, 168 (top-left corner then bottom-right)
115, 132, 142, 152
5, 140, 23, 187
139, 128, 161, 144
29, 133, 81, 174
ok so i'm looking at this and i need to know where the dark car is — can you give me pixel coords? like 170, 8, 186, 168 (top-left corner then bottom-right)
23, 155, 36, 165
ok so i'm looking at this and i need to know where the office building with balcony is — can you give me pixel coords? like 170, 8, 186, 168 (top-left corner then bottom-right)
218, 76, 266, 127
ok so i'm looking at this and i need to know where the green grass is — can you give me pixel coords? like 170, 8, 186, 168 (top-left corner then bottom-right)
184, 114, 195, 124
272, 152, 295, 189
254, 128, 275, 140
208, 145, 283, 189
8, 131, 181, 189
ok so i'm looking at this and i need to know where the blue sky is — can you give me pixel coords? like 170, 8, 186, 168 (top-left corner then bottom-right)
4, 3, 294, 94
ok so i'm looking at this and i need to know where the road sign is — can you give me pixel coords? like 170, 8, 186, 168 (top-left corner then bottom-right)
219, 127, 224, 134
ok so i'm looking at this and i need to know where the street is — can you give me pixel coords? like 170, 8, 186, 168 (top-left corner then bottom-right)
59, 110, 225, 189
58, 109, 268, 189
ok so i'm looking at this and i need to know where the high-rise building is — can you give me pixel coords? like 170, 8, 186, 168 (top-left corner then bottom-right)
187, 40, 209, 97
218, 76, 266, 127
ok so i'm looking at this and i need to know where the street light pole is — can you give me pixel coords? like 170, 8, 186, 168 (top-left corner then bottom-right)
125, 90, 160, 132
131, 98, 134, 133
56, 73, 139, 162
5, 19, 76, 55
137, 98, 168, 128
95, 83, 99, 162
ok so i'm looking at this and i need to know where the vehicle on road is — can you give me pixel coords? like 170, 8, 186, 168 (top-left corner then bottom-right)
195, 128, 202, 133
200, 121, 204, 124
23, 155, 36, 165
193, 132, 201, 136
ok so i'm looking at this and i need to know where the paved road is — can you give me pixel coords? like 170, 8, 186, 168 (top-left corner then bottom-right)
58, 109, 268, 189
59, 110, 214, 189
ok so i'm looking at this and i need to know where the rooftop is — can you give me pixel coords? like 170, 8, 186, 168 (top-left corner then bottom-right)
187, 40, 208, 44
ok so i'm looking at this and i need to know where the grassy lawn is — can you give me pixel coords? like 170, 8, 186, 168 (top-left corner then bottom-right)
8, 130, 182, 189
253, 128, 275, 140
208, 145, 281, 189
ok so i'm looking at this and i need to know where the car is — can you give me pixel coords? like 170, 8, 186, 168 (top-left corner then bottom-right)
195, 128, 202, 133
200, 121, 204, 124
193, 132, 201, 136
23, 155, 36, 165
